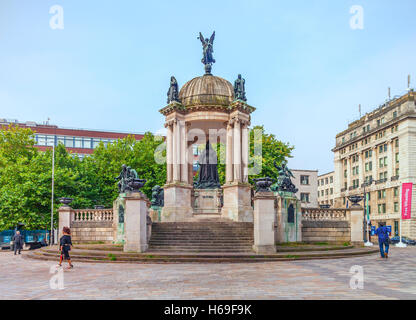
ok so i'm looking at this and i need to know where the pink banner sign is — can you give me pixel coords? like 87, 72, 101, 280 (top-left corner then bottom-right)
401, 183, 413, 220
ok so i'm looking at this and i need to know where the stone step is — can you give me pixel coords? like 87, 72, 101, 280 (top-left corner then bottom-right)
150, 235, 254, 242
147, 248, 253, 252
149, 243, 252, 250
149, 240, 253, 244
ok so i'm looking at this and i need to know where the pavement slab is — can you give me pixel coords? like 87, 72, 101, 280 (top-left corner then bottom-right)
0, 247, 415, 299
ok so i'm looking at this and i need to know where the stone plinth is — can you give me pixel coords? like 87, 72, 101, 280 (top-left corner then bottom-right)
58, 205, 72, 240
275, 192, 302, 243
193, 188, 222, 215
253, 191, 276, 254
161, 183, 193, 222
221, 183, 253, 222
350, 206, 364, 245
123, 192, 148, 253
149, 206, 162, 222
112, 195, 126, 244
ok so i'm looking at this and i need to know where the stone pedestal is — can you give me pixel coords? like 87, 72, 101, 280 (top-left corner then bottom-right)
112, 195, 126, 244
161, 183, 193, 222
193, 188, 222, 215
350, 206, 364, 245
123, 192, 149, 253
221, 183, 253, 222
58, 205, 72, 240
149, 206, 162, 222
253, 191, 277, 254
275, 192, 302, 243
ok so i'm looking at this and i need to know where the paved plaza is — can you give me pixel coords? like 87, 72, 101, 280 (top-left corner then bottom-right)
0, 247, 415, 299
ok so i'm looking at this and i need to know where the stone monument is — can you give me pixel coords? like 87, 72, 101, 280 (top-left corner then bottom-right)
114, 164, 150, 252
159, 32, 255, 222
271, 161, 302, 243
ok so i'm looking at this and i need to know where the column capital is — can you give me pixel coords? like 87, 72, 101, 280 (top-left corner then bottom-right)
164, 119, 175, 128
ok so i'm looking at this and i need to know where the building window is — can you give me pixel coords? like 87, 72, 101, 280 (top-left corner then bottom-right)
378, 190, 386, 199
64, 137, 74, 148
393, 111, 397, 118
395, 153, 399, 163
394, 187, 399, 197
395, 139, 399, 148
396, 168, 400, 176
300, 175, 310, 185
378, 204, 386, 214
344, 170, 347, 178
300, 193, 310, 203
330, 188, 333, 195
394, 202, 399, 213
379, 172, 387, 180
75, 138, 82, 148
330, 176, 333, 183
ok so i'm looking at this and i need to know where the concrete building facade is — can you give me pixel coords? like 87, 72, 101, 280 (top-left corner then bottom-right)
0, 118, 144, 158
291, 169, 318, 208
317, 171, 335, 207
332, 90, 416, 238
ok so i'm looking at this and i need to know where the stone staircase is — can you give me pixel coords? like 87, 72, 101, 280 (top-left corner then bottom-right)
148, 219, 254, 253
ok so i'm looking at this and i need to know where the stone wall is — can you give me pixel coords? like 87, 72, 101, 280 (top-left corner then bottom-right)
302, 220, 350, 243
71, 221, 114, 244
58, 208, 115, 244
301, 208, 352, 244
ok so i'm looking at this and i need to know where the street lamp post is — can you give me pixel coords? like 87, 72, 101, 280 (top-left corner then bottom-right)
50, 121, 55, 246
363, 180, 373, 246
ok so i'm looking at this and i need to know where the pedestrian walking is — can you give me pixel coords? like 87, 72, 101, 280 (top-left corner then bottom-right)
12, 231, 23, 255
59, 227, 73, 269
375, 222, 391, 259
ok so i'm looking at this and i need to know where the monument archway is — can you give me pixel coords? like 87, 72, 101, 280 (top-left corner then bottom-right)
159, 33, 255, 223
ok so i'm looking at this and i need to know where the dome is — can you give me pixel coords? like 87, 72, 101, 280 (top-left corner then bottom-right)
179, 74, 234, 107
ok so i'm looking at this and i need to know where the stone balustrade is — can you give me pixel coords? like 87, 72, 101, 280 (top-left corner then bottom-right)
72, 209, 113, 222
301, 208, 348, 221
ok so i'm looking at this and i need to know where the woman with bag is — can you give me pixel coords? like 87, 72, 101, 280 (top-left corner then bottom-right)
59, 227, 74, 269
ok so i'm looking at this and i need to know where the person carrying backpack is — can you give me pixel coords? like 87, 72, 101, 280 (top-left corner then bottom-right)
375, 222, 391, 259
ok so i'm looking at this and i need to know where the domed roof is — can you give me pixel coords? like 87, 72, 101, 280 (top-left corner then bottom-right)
179, 74, 234, 107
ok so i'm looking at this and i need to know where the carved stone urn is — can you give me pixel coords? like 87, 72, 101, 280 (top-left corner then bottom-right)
253, 177, 276, 193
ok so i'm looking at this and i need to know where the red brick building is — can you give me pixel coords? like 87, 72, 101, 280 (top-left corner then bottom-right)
0, 118, 144, 158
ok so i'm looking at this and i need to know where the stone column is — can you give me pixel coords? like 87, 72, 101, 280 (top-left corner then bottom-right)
350, 206, 364, 245
241, 121, 249, 183
181, 121, 188, 183
165, 122, 173, 183
172, 119, 180, 182
187, 141, 194, 185
225, 121, 233, 183
233, 119, 241, 182
253, 191, 276, 254
123, 192, 148, 253
58, 205, 73, 241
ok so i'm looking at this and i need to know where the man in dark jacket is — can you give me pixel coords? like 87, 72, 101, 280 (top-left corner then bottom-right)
13, 231, 23, 255
375, 222, 390, 259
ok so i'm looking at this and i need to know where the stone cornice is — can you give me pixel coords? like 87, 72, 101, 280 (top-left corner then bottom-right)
159, 100, 256, 117
159, 101, 187, 116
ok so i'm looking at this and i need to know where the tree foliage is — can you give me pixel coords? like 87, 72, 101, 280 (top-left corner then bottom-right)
0, 125, 291, 230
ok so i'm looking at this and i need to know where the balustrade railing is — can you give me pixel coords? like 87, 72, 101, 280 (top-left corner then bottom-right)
301, 208, 348, 221
72, 209, 113, 222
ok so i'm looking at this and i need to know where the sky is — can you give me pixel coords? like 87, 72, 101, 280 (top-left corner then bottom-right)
1, 0, 416, 174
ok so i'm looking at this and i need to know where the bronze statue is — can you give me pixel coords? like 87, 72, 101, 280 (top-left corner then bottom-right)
234, 74, 247, 101
151, 185, 164, 207
198, 31, 216, 74
167, 76, 179, 104
115, 164, 146, 193
194, 141, 220, 189
271, 161, 298, 194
